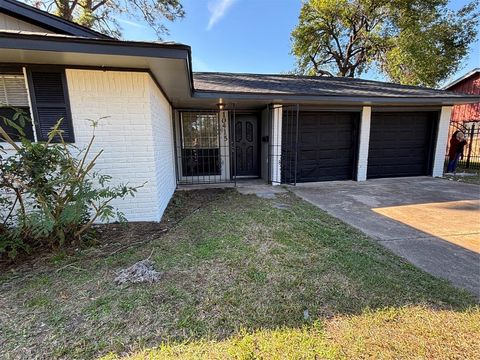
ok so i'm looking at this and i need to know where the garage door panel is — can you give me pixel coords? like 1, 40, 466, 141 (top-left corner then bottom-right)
368, 164, 426, 177
299, 149, 350, 160
367, 112, 436, 179
284, 111, 358, 182
370, 148, 428, 159
300, 167, 352, 181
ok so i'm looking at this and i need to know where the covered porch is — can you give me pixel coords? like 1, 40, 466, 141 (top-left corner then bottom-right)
173, 103, 291, 186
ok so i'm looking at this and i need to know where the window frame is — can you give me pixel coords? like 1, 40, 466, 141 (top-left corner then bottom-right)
179, 111, 222, 177
0, 67, 35, 142
180, 112, 220, 150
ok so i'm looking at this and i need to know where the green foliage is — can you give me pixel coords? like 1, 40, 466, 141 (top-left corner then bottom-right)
291, 0, 479, 87
0, 110, 140, 258
24, 0, 185, 39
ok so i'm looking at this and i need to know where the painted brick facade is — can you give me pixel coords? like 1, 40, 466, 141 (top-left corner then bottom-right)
356, 106, 371, 181
148, 78, 176, 220
66, 69, 175, 221
432, 106, 453, 177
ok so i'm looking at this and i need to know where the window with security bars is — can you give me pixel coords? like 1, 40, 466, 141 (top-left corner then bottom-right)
0, 73, 34, 141
180, 112, 221, 176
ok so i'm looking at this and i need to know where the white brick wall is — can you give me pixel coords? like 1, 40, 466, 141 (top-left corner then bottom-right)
66, 69, 175, 221
148, 78, 176, 219
432, 106, 453, 177
270, 105, 282, 185
356, 106, 371, 181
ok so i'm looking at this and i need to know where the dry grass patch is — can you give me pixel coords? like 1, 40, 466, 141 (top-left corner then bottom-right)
104, 306, 480, 360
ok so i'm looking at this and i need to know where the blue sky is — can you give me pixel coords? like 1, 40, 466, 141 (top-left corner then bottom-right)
121, 0, 480, 86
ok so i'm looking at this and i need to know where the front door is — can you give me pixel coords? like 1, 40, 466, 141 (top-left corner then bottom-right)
233, 114, 259, 177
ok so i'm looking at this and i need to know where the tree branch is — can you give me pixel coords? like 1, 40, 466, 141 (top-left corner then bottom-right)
91, 0, 108, 12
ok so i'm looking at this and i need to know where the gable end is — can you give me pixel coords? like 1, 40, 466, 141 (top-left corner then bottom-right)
0, 0, 110, 38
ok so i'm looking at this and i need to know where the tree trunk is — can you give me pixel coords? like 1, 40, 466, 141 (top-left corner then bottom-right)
55, 0, 73, 21
78, 0, 95, 28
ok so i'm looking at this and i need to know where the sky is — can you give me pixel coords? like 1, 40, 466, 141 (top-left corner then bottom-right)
120, 0, 480, 87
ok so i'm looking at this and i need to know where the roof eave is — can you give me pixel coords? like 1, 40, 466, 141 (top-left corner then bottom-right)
0, 31, 194, 104
0, 31, 192, 59
443, 68, 480, 90
193, 91, 480, 106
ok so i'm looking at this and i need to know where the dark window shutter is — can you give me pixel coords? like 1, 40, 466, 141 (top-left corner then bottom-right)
27, 69, 75, 143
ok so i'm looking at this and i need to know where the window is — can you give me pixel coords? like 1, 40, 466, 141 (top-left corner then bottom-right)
181, 113, 219, 148
0, 72, 34, 141
27, 69, 75, 143
181, 112, 221, 176
0, 67, 75, 143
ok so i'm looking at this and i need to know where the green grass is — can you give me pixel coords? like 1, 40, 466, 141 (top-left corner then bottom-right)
102, 307, 480, 360
443, 164, 480, 185
0, 189, 477, 359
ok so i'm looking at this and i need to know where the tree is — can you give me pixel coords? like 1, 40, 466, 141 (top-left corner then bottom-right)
26, 0, 185, 38
291, 0, 479, 87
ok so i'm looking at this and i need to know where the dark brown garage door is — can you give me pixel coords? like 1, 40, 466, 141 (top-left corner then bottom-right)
283, 111, 359, 182
367, 112, 437, 179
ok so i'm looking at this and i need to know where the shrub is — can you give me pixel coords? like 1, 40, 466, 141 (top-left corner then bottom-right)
0, 110, 140, 258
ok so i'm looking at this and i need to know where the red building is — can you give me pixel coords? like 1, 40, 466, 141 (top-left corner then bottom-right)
444, 68, 480, 169
444, 68, 480, 123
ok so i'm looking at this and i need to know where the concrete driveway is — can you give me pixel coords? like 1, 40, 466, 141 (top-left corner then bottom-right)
291, 177, 480, 296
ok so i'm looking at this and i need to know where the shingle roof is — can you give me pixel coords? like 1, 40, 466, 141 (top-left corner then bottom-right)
443, 68, 480, 90
0, 28, 189, 48
193, 72, 476, 99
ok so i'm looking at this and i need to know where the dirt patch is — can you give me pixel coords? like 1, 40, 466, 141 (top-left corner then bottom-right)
0, 189, 227, 275
114, 260, 162, 285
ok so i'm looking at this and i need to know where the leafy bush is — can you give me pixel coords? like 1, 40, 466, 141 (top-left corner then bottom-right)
0, 110, 139, 258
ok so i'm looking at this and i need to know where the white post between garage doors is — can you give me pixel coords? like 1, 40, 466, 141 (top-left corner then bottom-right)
356, 106, 372, 181
270, 105, 283, 185
432, 106, 453, 177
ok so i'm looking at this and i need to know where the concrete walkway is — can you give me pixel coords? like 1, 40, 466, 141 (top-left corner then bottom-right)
291, 177, 480, 297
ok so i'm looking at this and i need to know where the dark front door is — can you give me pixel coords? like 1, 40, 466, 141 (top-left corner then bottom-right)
367, 112, 437, 179
233, 114, 259, 177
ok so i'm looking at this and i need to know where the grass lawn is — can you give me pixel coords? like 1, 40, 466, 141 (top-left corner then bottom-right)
443, 164, 480, 185
443, 172, 480, 185
0, 189, 478, 359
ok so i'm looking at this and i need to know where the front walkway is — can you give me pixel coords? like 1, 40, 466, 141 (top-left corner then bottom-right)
291, 177, 480, 296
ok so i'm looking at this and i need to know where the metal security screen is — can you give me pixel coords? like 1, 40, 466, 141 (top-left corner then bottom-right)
268, 104, 299, 185
181, 112, 220, 176
445, 120, 480, 170
176, 110, 234, 184
281, 105, 299, 184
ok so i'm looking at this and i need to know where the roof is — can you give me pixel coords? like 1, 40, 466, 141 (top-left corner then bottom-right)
443, 68, 480, 90
0, 0, 479, 107
0, 29, 190, 50
0, 29, 194, 104
0, 0, 110, 38
193, 72, 477, 99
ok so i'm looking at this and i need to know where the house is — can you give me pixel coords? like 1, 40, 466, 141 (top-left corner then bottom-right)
443, 69, 480, 168
1, 0, 479, 222
444, 68, 480, 125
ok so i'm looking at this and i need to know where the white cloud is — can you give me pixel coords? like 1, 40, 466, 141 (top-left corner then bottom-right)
117, 18, 146, 29
207, 0, 237, 30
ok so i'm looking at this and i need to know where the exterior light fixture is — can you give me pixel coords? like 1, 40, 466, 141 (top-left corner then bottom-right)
216, 102, 226, 110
